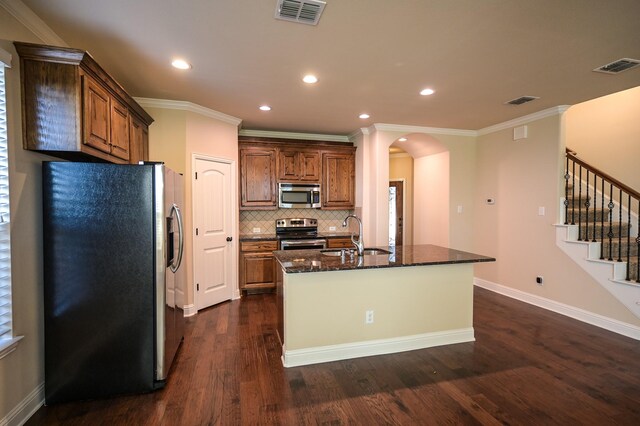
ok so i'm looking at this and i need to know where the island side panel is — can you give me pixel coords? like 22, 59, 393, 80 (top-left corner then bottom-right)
283, 264, 474, 353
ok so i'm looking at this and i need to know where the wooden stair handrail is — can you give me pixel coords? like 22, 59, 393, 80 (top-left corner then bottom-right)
566, 147, 640, 201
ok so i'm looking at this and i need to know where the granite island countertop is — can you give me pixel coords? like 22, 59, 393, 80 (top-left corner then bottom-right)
274, 244, 495, 273
239, 232, 356, 241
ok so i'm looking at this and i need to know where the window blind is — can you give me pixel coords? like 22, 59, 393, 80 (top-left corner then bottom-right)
0, 63, 13, 341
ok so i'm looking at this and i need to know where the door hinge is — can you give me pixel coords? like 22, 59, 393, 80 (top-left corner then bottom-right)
197, 283, 199, 291
196, 228, 199, 236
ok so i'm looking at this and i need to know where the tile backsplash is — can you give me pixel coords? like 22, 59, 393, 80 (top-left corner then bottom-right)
240, 209, 355, 234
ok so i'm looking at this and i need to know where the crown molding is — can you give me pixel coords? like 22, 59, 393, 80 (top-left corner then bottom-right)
347, 126, 372, 141
0, 0, 67, 46
238, 129, 350, 143
134, 97, 242, 126
477, 105, 570, 136
372, 123, 478, 137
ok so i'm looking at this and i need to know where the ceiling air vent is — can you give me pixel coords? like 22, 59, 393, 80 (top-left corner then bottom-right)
275, 0, 326, 26
505, 96, 539, 106
593, 58, 640, 74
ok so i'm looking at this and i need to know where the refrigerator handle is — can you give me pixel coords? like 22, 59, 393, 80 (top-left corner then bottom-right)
169, 203, 184, 273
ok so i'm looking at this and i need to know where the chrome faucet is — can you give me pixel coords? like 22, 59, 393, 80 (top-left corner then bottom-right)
342, 214, 364, 256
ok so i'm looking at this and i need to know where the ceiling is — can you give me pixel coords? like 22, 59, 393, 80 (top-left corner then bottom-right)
17, 0, 640, 136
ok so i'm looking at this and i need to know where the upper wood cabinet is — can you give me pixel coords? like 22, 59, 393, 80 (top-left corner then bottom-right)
239, 137, 356, 210
129, 114, 149, 165
277, 149, 320, 182
240, 146, 278, 209
323, 151, 355, 209
15, 42, 153, 164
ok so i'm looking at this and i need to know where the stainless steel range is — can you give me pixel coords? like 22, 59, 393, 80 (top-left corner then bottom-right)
276, 218, 327, 250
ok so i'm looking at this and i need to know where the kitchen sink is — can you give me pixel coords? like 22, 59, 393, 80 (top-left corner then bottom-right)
362, 248, 391, 255
320, 249, 350, 257
320, 248, 391, 256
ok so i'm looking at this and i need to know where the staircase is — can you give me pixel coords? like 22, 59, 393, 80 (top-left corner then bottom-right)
555, 148, 640, 319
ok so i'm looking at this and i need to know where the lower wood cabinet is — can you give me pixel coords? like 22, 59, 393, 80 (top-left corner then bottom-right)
240, 240, 278, 292
326, 237, 354, 249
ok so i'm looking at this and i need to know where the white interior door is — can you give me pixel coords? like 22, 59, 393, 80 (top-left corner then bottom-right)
193, 157, 234, 310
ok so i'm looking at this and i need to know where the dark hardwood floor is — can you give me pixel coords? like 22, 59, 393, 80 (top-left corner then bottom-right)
27, 287, 640, 425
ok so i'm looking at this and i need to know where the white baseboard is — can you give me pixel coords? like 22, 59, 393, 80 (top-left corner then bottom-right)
183, 304, 197, 317
474, 277, 640, 340
1, 382, 44, 426
282, 328, 475, 368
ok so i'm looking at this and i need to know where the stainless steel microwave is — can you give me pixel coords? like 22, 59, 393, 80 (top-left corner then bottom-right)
278, 183, 321, 208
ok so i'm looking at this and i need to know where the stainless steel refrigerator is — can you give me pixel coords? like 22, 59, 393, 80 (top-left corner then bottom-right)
42, 162, 185, 404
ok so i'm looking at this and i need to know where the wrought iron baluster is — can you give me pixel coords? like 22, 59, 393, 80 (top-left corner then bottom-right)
600, 177, 605, 260
618, 188, 623, 262
626, 193, 631, 281
578, 166, 583, 240
637, 199, 640, 283
592, 173, 597, 242
571, 161, 576, 225
585, 170, 591, 241
607, 183, 614, 261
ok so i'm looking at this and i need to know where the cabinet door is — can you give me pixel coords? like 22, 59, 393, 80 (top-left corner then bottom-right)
110, 98, 130, 161
240, 147, 277, 209
240, 252, 276, 290
83, 76, 111, 153
129, 115, 149, 164
327, 237, 354, 249
323, 152, 355, 209
277, 149, 299, 181
299, 150, 320, 182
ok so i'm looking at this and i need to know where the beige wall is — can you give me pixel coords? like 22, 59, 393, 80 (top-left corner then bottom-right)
1, 12, 66, 420
389, 155, 413, 246
414, 152, 450, 246
473, 113, 640, 326
184, 111, 239, 304
147, 107, 187, 174
144, 106, 240, 308
566, 86, 640, 193
284, 264, 474, 350
360, 128, 476, 251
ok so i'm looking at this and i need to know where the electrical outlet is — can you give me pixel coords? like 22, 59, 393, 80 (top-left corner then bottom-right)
536, 276, 544, 285
365, 310, 374, 324
329, 226, 336, 231
252, 227, 261, 233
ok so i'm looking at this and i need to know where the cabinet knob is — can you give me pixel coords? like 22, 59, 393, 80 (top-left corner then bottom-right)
226, 236, 233, 242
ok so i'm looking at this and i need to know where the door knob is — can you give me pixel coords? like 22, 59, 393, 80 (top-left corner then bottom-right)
226, 236, 233, 242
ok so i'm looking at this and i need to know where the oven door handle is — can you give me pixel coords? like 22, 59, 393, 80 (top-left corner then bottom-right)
280, 239, 326, 247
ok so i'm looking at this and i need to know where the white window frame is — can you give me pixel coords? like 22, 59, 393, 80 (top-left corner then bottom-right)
0, 47, 22, 359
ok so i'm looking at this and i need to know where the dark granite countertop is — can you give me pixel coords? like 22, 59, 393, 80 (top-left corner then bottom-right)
274, 244, 495, 273
239, 232, 355, 242
240, 233, 277, 241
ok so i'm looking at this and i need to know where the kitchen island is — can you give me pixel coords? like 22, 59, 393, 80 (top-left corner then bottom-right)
274, 245, 495, 367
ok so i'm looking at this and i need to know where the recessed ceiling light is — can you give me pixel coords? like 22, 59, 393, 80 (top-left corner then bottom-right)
303, 74, 318, 84
420, 88, 435, 96
398, 137, 407, 142
359, 113, 370, 119
259, 105, 272, 111
171, 59, 192, 70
